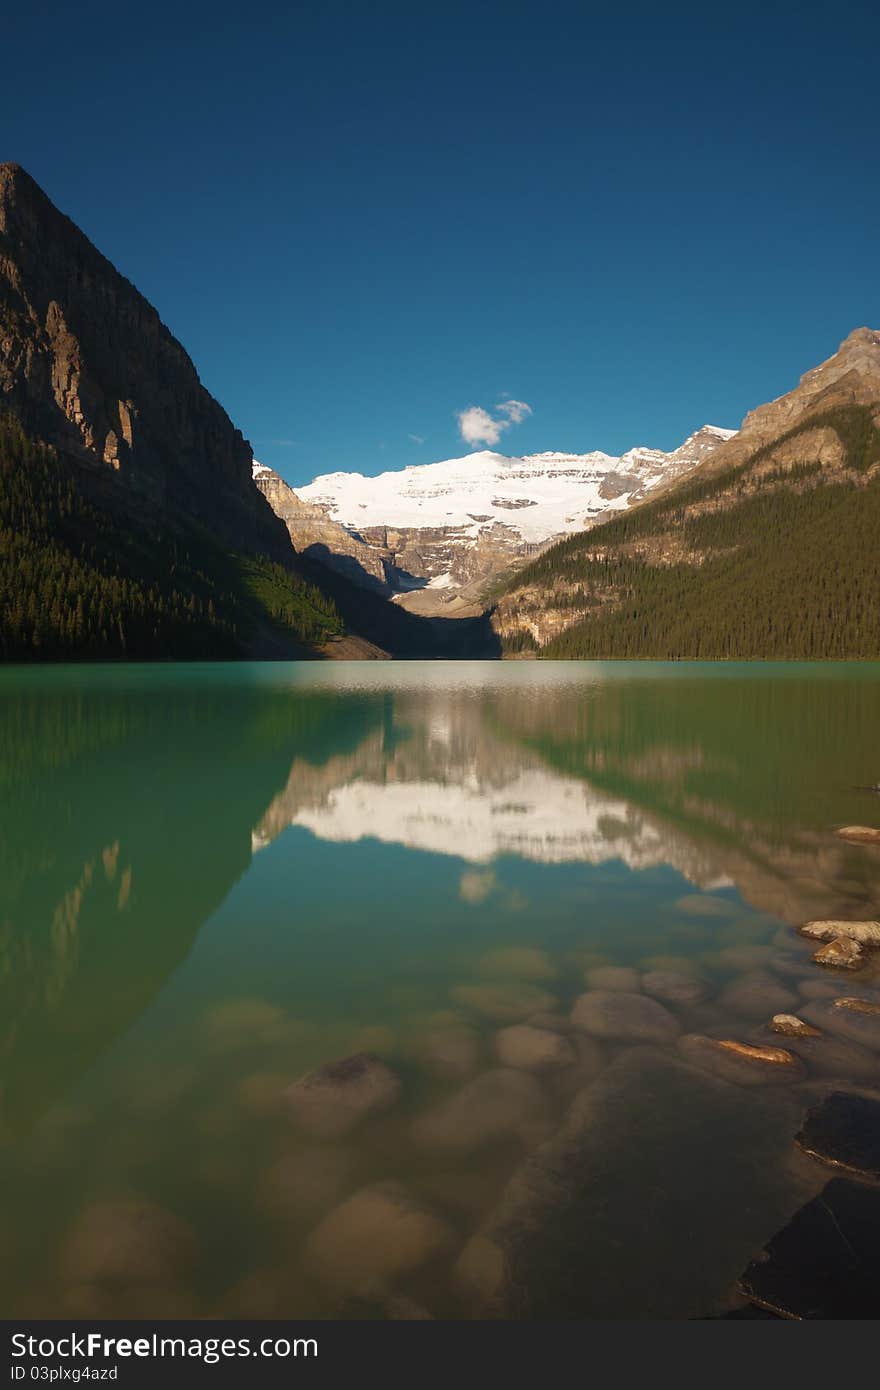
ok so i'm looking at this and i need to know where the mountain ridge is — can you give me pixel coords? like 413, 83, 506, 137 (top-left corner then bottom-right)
260, 423, 736, 610
491, 326, 880, 657
0, 162, 351, 659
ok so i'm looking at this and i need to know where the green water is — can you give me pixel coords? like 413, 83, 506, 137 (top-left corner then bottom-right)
2, 661, 880, 1319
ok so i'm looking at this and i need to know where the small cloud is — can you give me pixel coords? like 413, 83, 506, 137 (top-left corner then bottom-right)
408, 433, 425, 445
459, 869, 496, 903
263, 438, 300, 448
456, 398, 533, 449
497, 399, 532, 425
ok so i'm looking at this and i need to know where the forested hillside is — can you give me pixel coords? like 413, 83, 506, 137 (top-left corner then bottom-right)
494, 401, 880, 659
0, 416, 343, 661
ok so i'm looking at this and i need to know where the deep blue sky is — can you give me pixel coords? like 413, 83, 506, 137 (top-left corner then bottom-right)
3, 2, 878, 485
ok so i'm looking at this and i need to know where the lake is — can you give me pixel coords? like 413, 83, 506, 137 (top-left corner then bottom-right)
2, 660, 880, 1319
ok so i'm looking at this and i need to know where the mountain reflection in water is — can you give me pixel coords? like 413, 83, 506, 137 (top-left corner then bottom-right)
1, 661, 879, 1319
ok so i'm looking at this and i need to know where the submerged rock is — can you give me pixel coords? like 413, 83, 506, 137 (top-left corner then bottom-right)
800, 919, 880, 946
452, 981, 556, 1023
770, 1014, 822, 1039
834, 996, 880, 1017
262, 1146, 354, 1224
495, 1024, 576, 1072
413, 1068, 553, 1153
584, 966, 641, 993
524, 1010, 572, 1033
60, 1199, 196, 1288
782, 1032, 879, 1079
799, 977, 864, 1001
717, 971, 798, 1020
304, 1181, 455, 1293
642, 970, 710, 1006
835, 826, 880, 846
476, 947, 557, 980
454, 1048, 801, 1318
812, 938, 865, 971
570, 990, 680, 1042
795, 1092, 880, 1180
416, 1023, 482, 1080
800, 1000, 880, 1052
285, 1053, 402, 1139
738, 1177, 880, 1318
677, 1035, 805, 1086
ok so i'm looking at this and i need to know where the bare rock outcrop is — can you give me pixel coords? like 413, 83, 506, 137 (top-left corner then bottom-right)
0, 162, 287, 556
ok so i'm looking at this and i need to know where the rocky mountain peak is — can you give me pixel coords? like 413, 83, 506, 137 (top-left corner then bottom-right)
686, 326, 880, 483
0, 163, 286, 556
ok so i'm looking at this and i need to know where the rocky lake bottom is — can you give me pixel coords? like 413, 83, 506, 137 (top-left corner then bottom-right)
2, 661, 880, 1319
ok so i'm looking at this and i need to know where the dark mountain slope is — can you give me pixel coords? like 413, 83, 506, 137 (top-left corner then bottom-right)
0, 163, 344, 659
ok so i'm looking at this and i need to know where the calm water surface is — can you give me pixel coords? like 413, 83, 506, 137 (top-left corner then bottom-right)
2, 661, 880, 1318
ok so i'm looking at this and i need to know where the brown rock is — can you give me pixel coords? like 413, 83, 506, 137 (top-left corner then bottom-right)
783, 1033, 880, 1079
584, 966, 641, 992
495, 1024, 576, 1072
800, 919, 880, 946
677, 1034, 805, 1086
304, 1182, 455, 1293
413, 1068, 553, 1153
59, 1200, 196, 1287
770, 1014, 822, 1039
570, 990, 681, 1042
812, 938, 865, 971
800, 1000, 880, 1052
835, 826, 880, 845
452, 981, 556, 1023
285, 1053, 401, 1139
717, 970, 798, 1019
416, 1023, 482, 1080
834, 997, 880, 1016
642, 969, 710, 1006
262, 1146, 354, 1223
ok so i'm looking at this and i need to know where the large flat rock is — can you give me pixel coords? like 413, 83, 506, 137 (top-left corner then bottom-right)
455, 1048, 803, 1318
795, 1091, 880, 1180
738, 1178, 880, 1318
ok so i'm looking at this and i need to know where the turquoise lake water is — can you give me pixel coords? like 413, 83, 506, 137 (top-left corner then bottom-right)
2, 661, 879, 1318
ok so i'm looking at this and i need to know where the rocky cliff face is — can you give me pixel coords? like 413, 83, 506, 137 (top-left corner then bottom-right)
693, 327, 880, 475
252, 461, 391, 592
0, 162, 286, 556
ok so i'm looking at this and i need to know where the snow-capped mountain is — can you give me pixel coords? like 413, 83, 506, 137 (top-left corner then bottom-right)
298, 425, 736, 546
259, 424, 736, 609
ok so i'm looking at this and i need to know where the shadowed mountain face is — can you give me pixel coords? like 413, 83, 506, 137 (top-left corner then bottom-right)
0, 162, 285, 556
0, 670, 384, 1128
0, 164, 505, 661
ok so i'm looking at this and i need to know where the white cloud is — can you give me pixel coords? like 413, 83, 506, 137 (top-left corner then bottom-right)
497, 399, 532, 424
457, 406, 504, 447
408, 433, 425, 445
456, 398, 533, 449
